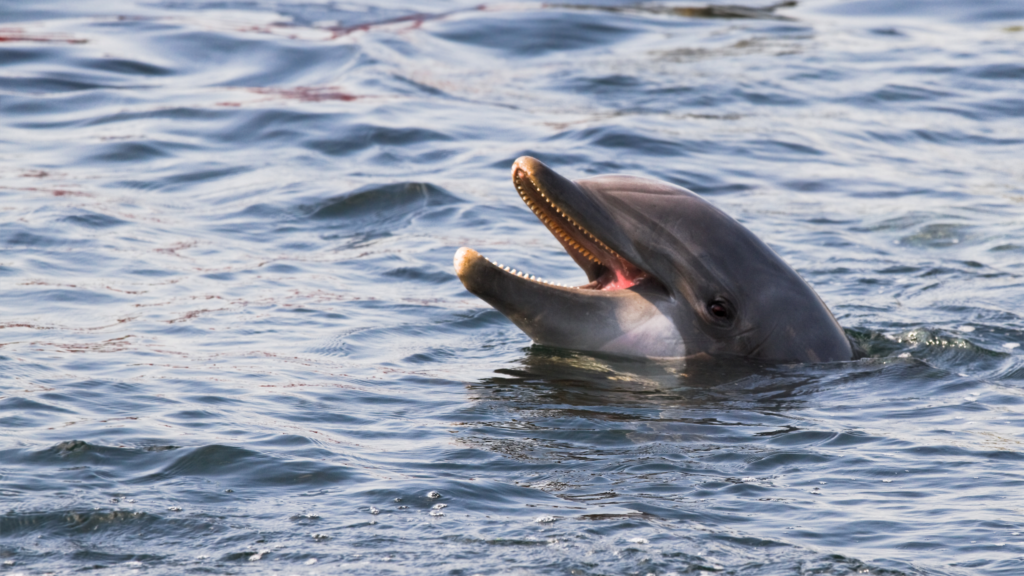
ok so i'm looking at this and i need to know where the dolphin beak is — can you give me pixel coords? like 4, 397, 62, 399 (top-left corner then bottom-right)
453, 245, 591, 337
508, 157, 652, 291
453, 159, 687, 357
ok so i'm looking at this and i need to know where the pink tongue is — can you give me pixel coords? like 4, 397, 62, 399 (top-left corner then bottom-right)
599, 262, 647, 290
602, 272, 637, 290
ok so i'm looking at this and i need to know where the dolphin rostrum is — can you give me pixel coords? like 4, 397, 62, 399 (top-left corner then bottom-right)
454, 157, 857, 363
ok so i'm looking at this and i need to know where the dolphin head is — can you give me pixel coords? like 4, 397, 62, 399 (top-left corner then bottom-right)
455, 157, 854, 363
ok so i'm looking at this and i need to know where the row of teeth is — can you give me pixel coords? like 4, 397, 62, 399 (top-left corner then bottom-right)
514, 174, 620, 262
484, 257, 577, 288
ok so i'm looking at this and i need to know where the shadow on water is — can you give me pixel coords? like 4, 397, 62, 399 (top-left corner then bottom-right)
477, 346, 798, 404
470, 343, 937, 411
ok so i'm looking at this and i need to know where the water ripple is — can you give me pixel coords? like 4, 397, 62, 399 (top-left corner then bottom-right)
2, 0, 1024, 574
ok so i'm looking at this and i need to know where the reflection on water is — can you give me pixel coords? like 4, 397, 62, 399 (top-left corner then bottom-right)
2, 0, 1024, 574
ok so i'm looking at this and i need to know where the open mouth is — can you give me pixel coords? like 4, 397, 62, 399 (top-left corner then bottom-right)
478, 159, 652, 291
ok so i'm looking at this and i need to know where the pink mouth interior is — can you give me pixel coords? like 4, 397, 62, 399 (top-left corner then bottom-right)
586, 263, 649, 291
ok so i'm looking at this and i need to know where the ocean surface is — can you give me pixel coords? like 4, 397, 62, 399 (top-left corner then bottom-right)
2, 0, 1024, 574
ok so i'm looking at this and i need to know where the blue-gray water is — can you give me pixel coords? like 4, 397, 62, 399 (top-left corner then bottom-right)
2, 0, 1024, 574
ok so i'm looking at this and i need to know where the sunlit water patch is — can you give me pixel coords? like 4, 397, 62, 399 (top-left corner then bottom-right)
2, 0, 1024, 574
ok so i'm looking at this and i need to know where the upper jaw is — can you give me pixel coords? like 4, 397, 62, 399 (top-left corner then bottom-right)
509, 156, 653, 292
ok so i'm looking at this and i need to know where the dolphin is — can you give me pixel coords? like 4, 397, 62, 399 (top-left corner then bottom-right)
454, 157, 857, 363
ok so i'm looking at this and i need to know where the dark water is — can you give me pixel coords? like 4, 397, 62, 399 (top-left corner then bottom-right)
2, 0, 1024, 574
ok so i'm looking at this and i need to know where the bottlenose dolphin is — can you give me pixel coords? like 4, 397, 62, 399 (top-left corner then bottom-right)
454, 157, 856, 363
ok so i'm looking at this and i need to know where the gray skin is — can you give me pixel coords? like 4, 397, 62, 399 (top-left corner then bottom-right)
454, 157, 856, 363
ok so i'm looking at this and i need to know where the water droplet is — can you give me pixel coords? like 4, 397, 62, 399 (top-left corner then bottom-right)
394, 497, 402, 502
427, 491, 441, 499
432, 503, 447, 510
167, 506, 182, 511
535, 515, 556, 523
196, 555, 209, 560
429, 509, 445, 517
369, 507, 380, 515
305, 558, 318, 565
630, 537, 649, 544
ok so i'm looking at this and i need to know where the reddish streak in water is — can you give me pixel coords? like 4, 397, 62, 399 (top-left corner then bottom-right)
7, 185, 91, 197
0, 28, 86, 44
326, 5, 486, 38
200, 5, 487, 41
217, 86, 364, 107
251, 87, 360, 102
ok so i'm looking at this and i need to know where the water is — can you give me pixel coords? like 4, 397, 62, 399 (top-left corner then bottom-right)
2, 0, 1024, 573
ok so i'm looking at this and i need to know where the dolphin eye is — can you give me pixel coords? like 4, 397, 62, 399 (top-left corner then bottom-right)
707, 300, 730, 320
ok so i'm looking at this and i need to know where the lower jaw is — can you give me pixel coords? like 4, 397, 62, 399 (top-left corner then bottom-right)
482, 253, 650, 292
